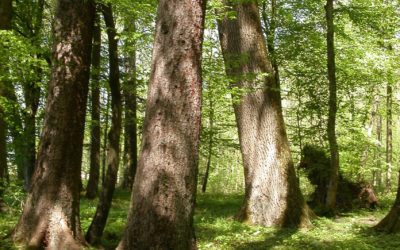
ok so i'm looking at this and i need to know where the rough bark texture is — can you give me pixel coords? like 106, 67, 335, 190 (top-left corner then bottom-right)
217, 0, 312, 227
117, 0, 206, 248
12, 0, 94, 248
0, 0, 12, 30
121, 18, 138, 191
325, 0, 339, 210
86, 9, 102, 200
102, 93, 110, 185
386, 83, 392, 192
86, 3, 122, 246
375, 171, 400, 232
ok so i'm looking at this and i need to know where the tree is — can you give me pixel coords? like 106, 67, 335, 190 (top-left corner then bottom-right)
86, 2, 122, 245
217, 0, 313, 227
0, 0, 12, 30
325, 0, 339, 211
11, 0, 94, 247
385, 81, 392, 192
86, 7, 102, 199
121, 17, 138, 191
117, 0, 206, 248
0, 0, 12, 207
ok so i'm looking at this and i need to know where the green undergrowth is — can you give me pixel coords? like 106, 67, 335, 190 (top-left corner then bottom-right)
1, 189, 400, 249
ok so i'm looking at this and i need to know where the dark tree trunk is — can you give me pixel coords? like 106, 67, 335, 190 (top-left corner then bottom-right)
386, 83, 392, 192
86, 8, 102, 199
117, 0, 206, 248
21, 0, 44, 192
202, 97, 214, 193
86, 3, 122, 246
375, 171, 400, 232
12, 0, 94, 248
0, 0, 12, 30
217, 0, 313, 227
325, 0, 339, 210
121, 18, 138, 191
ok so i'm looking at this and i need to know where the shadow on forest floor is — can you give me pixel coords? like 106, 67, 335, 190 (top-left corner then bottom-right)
2, 190, 400, 249
194, 193, 400, 249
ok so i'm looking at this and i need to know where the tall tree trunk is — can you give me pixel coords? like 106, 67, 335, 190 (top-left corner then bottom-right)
202, 97, 214, 193
12, 0, 94, 248
86, 3, 122, 245
0, 0, 12, 30
86, 8, 102, 199
102, 92, 110, 186
359, 93, 379, 182
117, 0, 206, 248
375, 115, 383, 187
121, 18, 138, 190
21, 0, 44, 192
386, 82, 392, 192
217, 0, 312, 227
325, 0, 339, 211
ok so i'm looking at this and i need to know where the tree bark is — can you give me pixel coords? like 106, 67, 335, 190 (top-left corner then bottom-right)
121, 18, 138, 191
386, 82, 392, 192
86, 3, 122, 246
12, 0, 95, 248
375, 170, 400, 232
325, 0, 339, 211
117, 0, 206, 248
217, 0, 313, 227
0, 0, 12, 30
86, 8, 102, 199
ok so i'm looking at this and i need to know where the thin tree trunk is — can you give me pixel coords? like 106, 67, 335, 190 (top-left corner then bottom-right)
325, 0, 339, 211
12, 0, 95, 248
21, 0, 44, 192
121, 18, 138, 190
0, 81, 7, 207
217, 0, 313, 227
86, 8, 102, 199
117, 0, 206, 248
375, 115, 383, 188
202, 97, 214, 193
86, 3, 122, 245
102, 92, 110, 186
359, 93, 379, 182
386, 82, 392, 192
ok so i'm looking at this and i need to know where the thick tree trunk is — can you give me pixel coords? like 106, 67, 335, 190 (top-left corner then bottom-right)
0, 0, 12, 30
121, 18, 138, 191
386, 83, 392, 192
12, 0, 94, 248
217, 0, 312, 227
86, 8, 102, 199
375, 171, 400, 232
117, 0, 206, 248
325, 0, 339, 211
86, 3, 122, 246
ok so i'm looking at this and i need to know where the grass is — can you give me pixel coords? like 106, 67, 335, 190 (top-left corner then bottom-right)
1, 188, 400, 249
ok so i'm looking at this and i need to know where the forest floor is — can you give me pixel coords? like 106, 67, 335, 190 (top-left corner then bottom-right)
1, 188, 400, 249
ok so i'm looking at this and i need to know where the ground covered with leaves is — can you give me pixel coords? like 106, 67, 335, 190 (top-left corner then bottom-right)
1, 187, 400, 249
